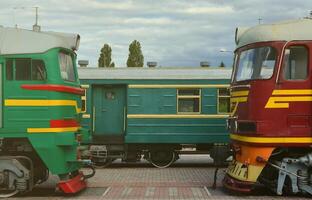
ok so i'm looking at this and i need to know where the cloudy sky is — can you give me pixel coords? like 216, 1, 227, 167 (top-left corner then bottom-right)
0, 0, 311, 67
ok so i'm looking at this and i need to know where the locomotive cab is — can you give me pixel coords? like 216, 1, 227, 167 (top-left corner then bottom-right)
223, 19, 312, 195
0, 27, 92, 197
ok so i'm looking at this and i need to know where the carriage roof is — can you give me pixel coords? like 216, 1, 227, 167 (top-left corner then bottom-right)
0, 27, 80, 55
78, 67, 232, 80
236, 18, 312, 48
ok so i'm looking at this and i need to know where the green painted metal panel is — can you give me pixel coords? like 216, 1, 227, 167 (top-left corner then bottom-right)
80, 78, 230, 145
93, 85, 126, 135
0, 48, 86, 175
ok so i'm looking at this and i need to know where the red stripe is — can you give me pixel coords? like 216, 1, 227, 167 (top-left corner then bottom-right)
21, 84, 84, 95
50, 119, 79, 128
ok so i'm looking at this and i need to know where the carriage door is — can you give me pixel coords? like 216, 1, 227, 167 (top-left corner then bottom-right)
93, 85, 126, 142
279, 42, 311, 136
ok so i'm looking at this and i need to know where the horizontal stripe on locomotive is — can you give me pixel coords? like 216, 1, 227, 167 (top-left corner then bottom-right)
21, 84, 85, 95
265, 96, 312, 108
266, 89, 312, 108
127, 114, 229, 119
230, 133, 312, 144
4, 99, 81, 113
231, 90, 249, 97
27, 127, 80, 133
272, 89, 312, 95
128, 84, 230, 89
230, 97, 248, 103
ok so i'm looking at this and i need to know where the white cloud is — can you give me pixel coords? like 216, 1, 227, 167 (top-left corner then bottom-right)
0, 0, 311, 67
183, 6, 233, 14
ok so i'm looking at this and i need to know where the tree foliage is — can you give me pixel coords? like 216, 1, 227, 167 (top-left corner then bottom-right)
127, 40, 144, 67
219, 61, 225, 68
98, 44, 115, 67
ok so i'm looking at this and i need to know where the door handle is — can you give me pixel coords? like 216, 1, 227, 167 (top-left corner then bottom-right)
102, 109, 107, 112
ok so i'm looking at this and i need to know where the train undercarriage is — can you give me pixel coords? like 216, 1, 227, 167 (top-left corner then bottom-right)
0, 138, 93, 197
89, 144, 230, 168
224, 146, 312, 196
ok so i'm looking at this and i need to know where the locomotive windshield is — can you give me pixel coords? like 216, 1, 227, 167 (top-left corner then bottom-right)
234, 46, 276, 82
59, 51, 76, 82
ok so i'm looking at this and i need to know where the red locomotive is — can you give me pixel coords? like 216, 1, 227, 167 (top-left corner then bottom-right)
223, 18, 312, 195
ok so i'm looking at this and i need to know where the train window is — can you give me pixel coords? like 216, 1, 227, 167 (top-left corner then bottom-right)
6, 59, 13, 80
283, 46, 308, 80
6, 58, 46, 81
59, 52, 75, 82
218, 88, 231, 113
235, 46, 276, 82
32, 60, 46, 80
15, 59, 31, 80
177, 89, 201, 113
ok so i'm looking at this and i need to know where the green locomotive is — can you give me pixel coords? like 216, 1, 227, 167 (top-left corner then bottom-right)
78, 67, 231, 168
0, 27, 92, 197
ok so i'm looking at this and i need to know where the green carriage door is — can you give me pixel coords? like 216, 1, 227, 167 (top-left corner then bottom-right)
93, 85, 126, 141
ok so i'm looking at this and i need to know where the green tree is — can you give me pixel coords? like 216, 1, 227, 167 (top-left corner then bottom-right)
127, 40, 144, 67
98, 44, 115, 67
219, 61, 225, 68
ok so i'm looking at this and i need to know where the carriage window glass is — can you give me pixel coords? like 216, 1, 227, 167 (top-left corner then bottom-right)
59, 52, 75, 82
235, 46, 276, 82
177, 89, 200, 113
283, 46, 308, 80
80, 85, 89, 113
218, 88, 231, 113
32, 60, 46, 80
15, 58, 31, 80
6, 59, 13, 80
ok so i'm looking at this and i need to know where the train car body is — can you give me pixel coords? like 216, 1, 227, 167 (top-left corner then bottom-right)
223, 19, 312, 195
0, 27, 90, 197
78, 67, 231, 168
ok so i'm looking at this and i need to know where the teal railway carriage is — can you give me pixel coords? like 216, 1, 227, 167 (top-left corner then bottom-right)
78, 67, 232, 168
0, 27, 92, 197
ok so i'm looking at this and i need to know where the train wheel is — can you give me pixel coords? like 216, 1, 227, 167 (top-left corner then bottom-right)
148, 151, 176, 168
0, 189, 19, 198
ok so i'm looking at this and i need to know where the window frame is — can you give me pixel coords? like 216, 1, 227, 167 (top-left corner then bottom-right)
217, 88, 231, 114
5, 58, 47, 81
58, 51, 76, 82
282, 45, 309, 82
176, 88, 201, 114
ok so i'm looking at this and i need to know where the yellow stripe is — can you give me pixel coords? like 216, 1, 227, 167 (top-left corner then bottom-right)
127, 114, 229, 119
272, 89, 312, 95
5, 99, 81, 113
265, 96, 312, 108
231, 90, 249, 97
230, 133, 312, 143
230, 97, 248, 103
27, 127, 80, 133
128, 84, 230, 89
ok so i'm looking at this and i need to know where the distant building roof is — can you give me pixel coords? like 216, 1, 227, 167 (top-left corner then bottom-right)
78, 67, 232, 80
236, 19, 312, 48
0, 27, 80, 55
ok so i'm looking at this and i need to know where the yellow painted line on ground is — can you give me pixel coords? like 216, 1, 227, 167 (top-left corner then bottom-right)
27, 127, 80, 133
127, 114, 229, 119
128, 84, 230, 89
5, 99, 81, 113
230, 134, 312, 143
